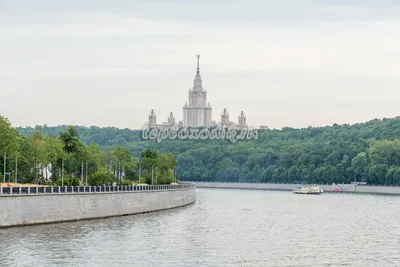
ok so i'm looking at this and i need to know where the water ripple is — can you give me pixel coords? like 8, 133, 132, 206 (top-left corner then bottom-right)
1, 189, 400, 266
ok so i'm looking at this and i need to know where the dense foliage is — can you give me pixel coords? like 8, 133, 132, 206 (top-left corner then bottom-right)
17, 117, 400, 185
0, 115, 176, 185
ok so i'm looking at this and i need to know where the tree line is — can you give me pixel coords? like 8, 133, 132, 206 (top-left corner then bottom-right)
1, 115, 177, 186
17, 116, 400, 185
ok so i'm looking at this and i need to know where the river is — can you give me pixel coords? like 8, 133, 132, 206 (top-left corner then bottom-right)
1, 188, 400, 266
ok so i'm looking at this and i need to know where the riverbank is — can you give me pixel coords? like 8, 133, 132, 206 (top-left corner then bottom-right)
0, 184, 196, 228
187, 181, 400, 195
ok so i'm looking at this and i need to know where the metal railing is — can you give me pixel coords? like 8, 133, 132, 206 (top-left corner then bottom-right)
0, 183, 195, 196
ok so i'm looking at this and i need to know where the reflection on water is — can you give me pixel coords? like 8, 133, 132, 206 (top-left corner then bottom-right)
1, 189, 400, 266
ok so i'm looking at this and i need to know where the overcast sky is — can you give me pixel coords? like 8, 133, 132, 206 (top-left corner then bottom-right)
1, 0, 400, 129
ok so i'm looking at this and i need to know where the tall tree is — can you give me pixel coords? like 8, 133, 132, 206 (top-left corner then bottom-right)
60, 126, 82, 154
38, 135, 67, 183
0, 115, 18, 157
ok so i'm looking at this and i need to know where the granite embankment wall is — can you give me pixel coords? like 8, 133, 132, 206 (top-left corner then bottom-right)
189, 181, 400, 195
0, 185, 196, 228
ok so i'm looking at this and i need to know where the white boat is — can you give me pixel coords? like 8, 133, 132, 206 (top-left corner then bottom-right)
293, 184, 323, 194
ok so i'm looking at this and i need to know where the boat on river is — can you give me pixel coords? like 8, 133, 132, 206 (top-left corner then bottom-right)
293, 184, 323, 195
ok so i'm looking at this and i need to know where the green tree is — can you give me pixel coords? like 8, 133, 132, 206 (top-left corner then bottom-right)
38, 135, 67, 184
14, 116, 400, 186
60, 126, 82, 154
0, 116, 19, 178
111, 146, 138, 181
140, 149, 159, 183
87, 171, 117, 186
366, 164, 389, 185
351, 152, 368, 182
369, 140, 400, 166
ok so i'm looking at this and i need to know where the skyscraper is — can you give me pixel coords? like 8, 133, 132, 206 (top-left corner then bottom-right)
183, 55, 212, 128
146, 55, 256, 129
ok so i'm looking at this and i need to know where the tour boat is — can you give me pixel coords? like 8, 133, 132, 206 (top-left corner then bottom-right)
293, 185, 323, 195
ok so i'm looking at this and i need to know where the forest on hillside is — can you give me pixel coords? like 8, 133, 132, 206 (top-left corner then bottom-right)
17, 117, 400, 185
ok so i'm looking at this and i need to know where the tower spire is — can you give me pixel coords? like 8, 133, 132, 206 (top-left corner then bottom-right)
196, 54, 200, 75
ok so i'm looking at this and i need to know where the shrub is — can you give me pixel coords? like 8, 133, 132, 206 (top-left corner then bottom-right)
121, 179, 132, 186
55, 177, 80, 186
88, 171, 117, 186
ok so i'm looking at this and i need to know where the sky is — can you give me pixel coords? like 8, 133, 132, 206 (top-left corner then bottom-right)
1, 0, 400, 129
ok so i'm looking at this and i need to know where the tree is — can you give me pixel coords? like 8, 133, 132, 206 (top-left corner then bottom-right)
369, 140, 400, 166
111, 146, 138, 181
385, 167, 400, 185
60, 126, 82, 154
38, 135, 66, 183
22, 131, 46, 183
351, 152, 368, 182
287, 166, 298, 182
140, 149, 159, 179
59, 126, 85, 180
366, 164, 389, 185
87, 171, 116, 186
86, 143, 106, 172
13, 116, 400, 186
0, 115, 18, 157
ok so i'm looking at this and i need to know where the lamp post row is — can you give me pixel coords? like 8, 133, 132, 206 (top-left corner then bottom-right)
2, 157, 178, 186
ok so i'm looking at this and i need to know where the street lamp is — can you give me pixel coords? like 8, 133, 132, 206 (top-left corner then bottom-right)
151, 165, 154, 185
137, 163, 141, 185
3, 153, 6, 183
61, 159, 64, 187
15, 156, 17, 184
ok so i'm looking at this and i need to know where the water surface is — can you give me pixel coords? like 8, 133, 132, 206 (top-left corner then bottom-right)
1, 189, 399, 266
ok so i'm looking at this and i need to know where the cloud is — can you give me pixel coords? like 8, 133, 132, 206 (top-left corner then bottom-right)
1, 0, 400, 129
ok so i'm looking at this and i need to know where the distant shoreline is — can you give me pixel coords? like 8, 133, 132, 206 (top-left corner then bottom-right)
187, 182, 400, 196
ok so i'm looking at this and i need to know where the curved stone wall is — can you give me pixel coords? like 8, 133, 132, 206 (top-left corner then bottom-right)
0, 185, 196, 228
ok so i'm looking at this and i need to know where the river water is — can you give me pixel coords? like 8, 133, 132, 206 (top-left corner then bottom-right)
1, 188, 400, 267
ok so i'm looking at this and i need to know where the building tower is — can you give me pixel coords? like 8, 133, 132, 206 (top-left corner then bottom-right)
221, 108, 230, 125
183, 55, 212, 128
148, 109, 157, 127
167, 112, 175, 125
238, 111, 247, 129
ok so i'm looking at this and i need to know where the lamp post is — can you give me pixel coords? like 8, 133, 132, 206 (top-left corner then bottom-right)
81, 161, 84, 185
3, 153, 6, 183
61, 159, 64, 187
118, 161, 120, 184
354, 173, 357, 192
15, 156, 17, 184
137, 164, 141, 184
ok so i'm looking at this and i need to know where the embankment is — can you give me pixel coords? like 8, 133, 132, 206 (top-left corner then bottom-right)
0, 184, 196, 228
188, 181, 400, 195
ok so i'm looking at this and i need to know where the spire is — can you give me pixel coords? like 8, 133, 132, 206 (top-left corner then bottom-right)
193, 54, 203, 91
196, 54, 200, 75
